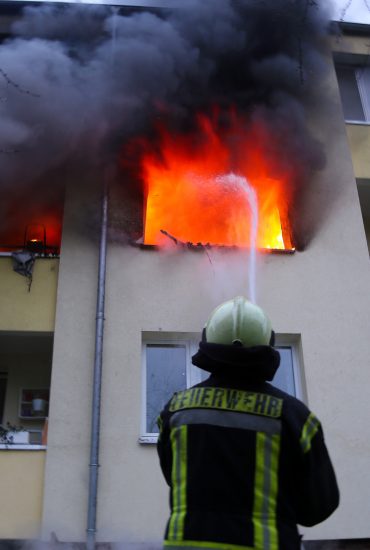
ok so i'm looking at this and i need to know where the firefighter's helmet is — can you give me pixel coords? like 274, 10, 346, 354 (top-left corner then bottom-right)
205, 296, 273, 347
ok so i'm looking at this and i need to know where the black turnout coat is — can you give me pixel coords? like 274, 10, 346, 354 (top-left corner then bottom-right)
157, 342, 339, 550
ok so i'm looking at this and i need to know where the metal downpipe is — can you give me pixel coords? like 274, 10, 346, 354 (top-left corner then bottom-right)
86, 180, 109, 550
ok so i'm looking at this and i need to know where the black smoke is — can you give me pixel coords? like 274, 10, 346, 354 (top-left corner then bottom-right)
0, 0, 334, 247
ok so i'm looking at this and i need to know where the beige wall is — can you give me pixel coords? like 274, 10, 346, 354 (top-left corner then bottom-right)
346, 124, 370, 179
0, 450, 46, 539
331, 32, 370, 57
41, 183, 102, 542
0, 258, 59, 332
0, 260, 56, 540
41, 63, 370, 545
345, 125, 370, 252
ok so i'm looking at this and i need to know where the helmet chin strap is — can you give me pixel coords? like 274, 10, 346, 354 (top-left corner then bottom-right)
269, 330, 276, 347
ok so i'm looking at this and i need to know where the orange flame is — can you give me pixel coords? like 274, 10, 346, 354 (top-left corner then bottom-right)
142, 112, 293, 250
0, 183, 64, 252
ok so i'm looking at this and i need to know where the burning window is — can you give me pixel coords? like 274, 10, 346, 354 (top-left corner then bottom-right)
141, 113, 294, 251
0, 183, 64, 255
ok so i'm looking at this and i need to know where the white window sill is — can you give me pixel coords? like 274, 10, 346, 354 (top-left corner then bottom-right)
0, 444, 46, 451
138, 435, 158, 445
345, 120, 370, 126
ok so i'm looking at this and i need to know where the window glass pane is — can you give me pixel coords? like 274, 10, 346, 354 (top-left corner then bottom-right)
336, 65, 365, 121
356, 67, 370, 121
146, 344, 187, 433
273, 347, 295, 396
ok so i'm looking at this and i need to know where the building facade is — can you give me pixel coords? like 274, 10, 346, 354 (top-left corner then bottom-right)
0, 4, 370, 549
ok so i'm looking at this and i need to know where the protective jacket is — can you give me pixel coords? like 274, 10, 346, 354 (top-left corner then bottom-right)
157, 342, 339, 550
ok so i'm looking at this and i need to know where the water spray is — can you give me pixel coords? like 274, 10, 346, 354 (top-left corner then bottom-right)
215, 173, 258, 304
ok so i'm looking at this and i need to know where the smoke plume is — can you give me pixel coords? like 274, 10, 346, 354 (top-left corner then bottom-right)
0, 0, 334, 248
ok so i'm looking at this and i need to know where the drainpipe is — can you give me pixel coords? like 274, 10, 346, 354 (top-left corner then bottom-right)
86, 178, 109, 550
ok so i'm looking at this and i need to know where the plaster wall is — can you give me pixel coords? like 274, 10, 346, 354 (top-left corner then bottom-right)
0, 258, 59, 332
41, 65, 370, 545
345, 125, 370, 251
331, 32, 370, 57
345, 124, 370, 179
0, 450, 46, 539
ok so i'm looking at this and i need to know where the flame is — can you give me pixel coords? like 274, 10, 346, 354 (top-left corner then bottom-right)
142, 111, 293, 250
0, 184, 64, 252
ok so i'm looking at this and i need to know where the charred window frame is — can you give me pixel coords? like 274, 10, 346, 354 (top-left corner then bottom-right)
140, 333, 304, 444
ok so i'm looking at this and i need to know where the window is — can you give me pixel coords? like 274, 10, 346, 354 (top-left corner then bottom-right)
140, 333, 303, 443
273, 342, 303, 398
0, 332, 52, 448
0, 373, 7, 425
336, 65, 370, 123
141, 335, 205, 443
0, 184, 64, 254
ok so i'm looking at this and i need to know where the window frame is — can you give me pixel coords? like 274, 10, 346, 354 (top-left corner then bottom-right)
0, 372, 7, 426
140, 332, 304, 444
140, 333, 201, 444
336, 63, 370, 125
274, 334, 305, 401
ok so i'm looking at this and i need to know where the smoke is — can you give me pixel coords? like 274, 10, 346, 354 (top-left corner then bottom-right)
0, 0, 334, 246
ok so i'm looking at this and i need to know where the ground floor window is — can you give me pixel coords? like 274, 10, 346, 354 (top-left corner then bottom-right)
140, 333, 303, 443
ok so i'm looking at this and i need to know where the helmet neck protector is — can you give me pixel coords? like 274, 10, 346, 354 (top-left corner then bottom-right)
192, 339, 280, 381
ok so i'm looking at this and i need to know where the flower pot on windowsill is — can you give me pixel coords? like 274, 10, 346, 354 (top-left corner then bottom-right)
0, 427, 29, 445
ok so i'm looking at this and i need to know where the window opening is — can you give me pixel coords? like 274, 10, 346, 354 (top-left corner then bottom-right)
141, 334, 302, 443
141, 114, 294, 251
0, 184, 64, 255
336, 64, 370, 123
0, 373, 7, 425
0, 332, 53, 448
145, 344, 187, 434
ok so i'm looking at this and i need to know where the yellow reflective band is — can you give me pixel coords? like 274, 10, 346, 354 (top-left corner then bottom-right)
169, 388, 283, 418
253, 432, 281, 550
164, 540, 255, 550
268, 434, 280, 550
253, 433, 265, 549
168, 426, 188, 541
300, 413, 320, 454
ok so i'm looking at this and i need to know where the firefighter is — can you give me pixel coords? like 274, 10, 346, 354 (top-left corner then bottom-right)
157, 296, 339, 550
